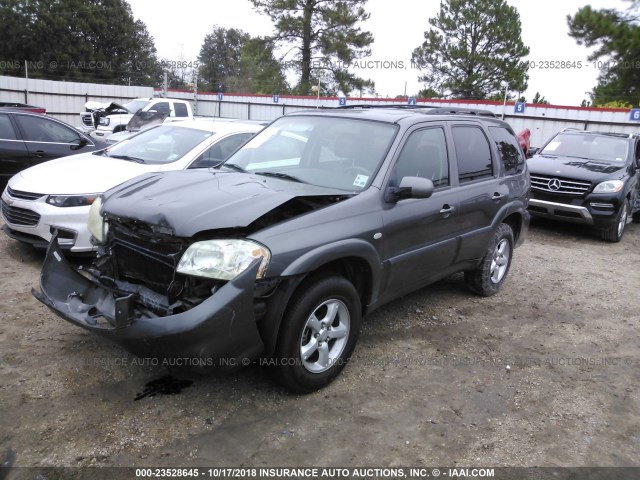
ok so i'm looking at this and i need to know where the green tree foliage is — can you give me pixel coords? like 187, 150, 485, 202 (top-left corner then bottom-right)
250, 0, 375, 95
532, 92, 549, 104
417, 87, 443, 99
197, 27, 289, 94
412, 0, 530, 99
197, 27, 249, 92
568, 2, 640, 106
0, 0, 162, 86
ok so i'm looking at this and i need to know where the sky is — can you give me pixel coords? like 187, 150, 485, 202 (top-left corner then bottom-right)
125, 0, 630, 106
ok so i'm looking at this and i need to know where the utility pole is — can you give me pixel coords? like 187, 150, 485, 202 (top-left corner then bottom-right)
162, 72, 168, 98
24, 60, 29, 104
193, 74, 198, 115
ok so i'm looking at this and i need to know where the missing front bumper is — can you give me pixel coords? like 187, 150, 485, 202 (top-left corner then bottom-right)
32, 237, 265, 366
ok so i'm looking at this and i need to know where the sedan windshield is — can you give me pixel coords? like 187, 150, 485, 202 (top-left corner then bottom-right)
104, 125, 214, 164
541, 133, 629, 163
223, 116, 398, 191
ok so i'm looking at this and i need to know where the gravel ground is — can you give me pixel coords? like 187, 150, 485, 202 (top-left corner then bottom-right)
1, 217, 639, 472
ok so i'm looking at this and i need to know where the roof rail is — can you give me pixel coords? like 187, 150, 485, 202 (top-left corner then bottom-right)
337, 104, 496, 117
337, 104, 442, 110
422, 107, 496, 117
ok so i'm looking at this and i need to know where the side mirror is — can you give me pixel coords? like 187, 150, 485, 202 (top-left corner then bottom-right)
527, 147, 539, 157
70, 137, 89, 150
385, 176, 434, 203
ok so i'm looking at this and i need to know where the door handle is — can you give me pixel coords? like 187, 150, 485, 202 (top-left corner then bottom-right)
439, 204, 455, 216
491, 192, 505, 201
33, 150, 46, 158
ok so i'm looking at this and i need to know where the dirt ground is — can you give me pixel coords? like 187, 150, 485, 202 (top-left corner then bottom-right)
1, 217, 639, 472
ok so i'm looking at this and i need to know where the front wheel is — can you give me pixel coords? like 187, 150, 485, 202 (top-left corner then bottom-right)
601, 198, 629, 242
465, 223, 514, 297
271, 276, 361, 393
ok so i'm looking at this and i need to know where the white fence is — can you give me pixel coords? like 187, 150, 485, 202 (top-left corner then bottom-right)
2, 75, 640, 146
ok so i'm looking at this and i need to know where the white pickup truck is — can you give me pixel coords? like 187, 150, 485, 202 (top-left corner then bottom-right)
80, 98, 194, 139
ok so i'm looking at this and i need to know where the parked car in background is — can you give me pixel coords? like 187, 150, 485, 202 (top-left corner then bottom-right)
0, 102, 46, 114
80, 98, 194, 139
527, 128, 640, 242
0, 108, 106, 190
2, 120, 262, 252
34, 107, 530, 392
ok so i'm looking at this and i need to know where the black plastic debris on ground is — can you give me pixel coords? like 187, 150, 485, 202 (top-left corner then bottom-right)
135, 376, 193, 401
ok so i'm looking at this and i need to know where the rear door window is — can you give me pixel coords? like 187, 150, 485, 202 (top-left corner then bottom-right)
452, 125, 493, 183
174, 103, 189, 117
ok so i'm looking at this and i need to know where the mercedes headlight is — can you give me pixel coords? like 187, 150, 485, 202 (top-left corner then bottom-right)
177, 239, 270, 281
593, 180, 623, 194
87, 197, 107, 243
46, 194, 99, 208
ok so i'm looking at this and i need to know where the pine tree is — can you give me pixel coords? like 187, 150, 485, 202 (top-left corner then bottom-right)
250, 0, 374, 95
411, 0, 529, 99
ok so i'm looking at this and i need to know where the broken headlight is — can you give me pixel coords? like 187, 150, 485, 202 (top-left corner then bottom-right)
87, 196, 107, 243
176, 239, 270, 281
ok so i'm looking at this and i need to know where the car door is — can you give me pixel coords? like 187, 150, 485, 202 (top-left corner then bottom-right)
13, 113, 94, 164
0, 113, 30, 188
450, 122, 509, 262
381, 124, 460, 298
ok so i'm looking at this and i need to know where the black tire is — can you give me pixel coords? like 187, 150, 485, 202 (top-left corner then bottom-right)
271, 275, 361, 393
465, 223, 514, 297
601, 198, 629, 242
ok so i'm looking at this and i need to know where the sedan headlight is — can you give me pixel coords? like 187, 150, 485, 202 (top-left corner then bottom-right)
177, 239, 270, 281
46, 194, 99, 208
87, 197, 107, 243
593, 180, 623, 194
98, 117, 110, 126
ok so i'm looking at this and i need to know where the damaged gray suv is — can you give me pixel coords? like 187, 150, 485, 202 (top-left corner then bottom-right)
34, 106, 530, 393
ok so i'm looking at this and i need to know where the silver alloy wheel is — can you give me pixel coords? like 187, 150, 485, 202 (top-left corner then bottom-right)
299, 299, 350, 373
618, 202, 628, 237
490, 238, 510, 284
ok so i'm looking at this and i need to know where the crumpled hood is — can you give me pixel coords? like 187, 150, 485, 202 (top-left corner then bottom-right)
84, 101, 129, 113
527, 154, 627, 183
103, 170, 348, 237
11, 153, 157, 195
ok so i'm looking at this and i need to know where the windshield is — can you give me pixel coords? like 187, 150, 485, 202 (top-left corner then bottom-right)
541, 133, 629, 163
124, 99, 150, 114
104, 125, 213, 164
223, 116, 398, 191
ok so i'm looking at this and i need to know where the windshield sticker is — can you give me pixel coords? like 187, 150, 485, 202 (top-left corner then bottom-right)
353, 174, 369, 187
545, 141, 560, 151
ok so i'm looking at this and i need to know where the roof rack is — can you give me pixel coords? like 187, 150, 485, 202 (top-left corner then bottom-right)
337, 104, 496, 117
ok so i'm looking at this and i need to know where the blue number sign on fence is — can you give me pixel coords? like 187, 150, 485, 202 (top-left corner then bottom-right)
629, 109, 640, 121
273, 95, 279, 103
514, 102, 526, 114
217, 93, 224, 101
339, 97, 346, 106
408, 97, 417, 105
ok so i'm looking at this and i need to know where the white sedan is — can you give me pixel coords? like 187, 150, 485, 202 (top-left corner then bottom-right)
1, 120, 263, 252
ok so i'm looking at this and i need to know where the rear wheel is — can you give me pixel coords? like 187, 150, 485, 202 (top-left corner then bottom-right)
271, 275, 361, 393
601, 199, 629, 242
465, 223, 514, 297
